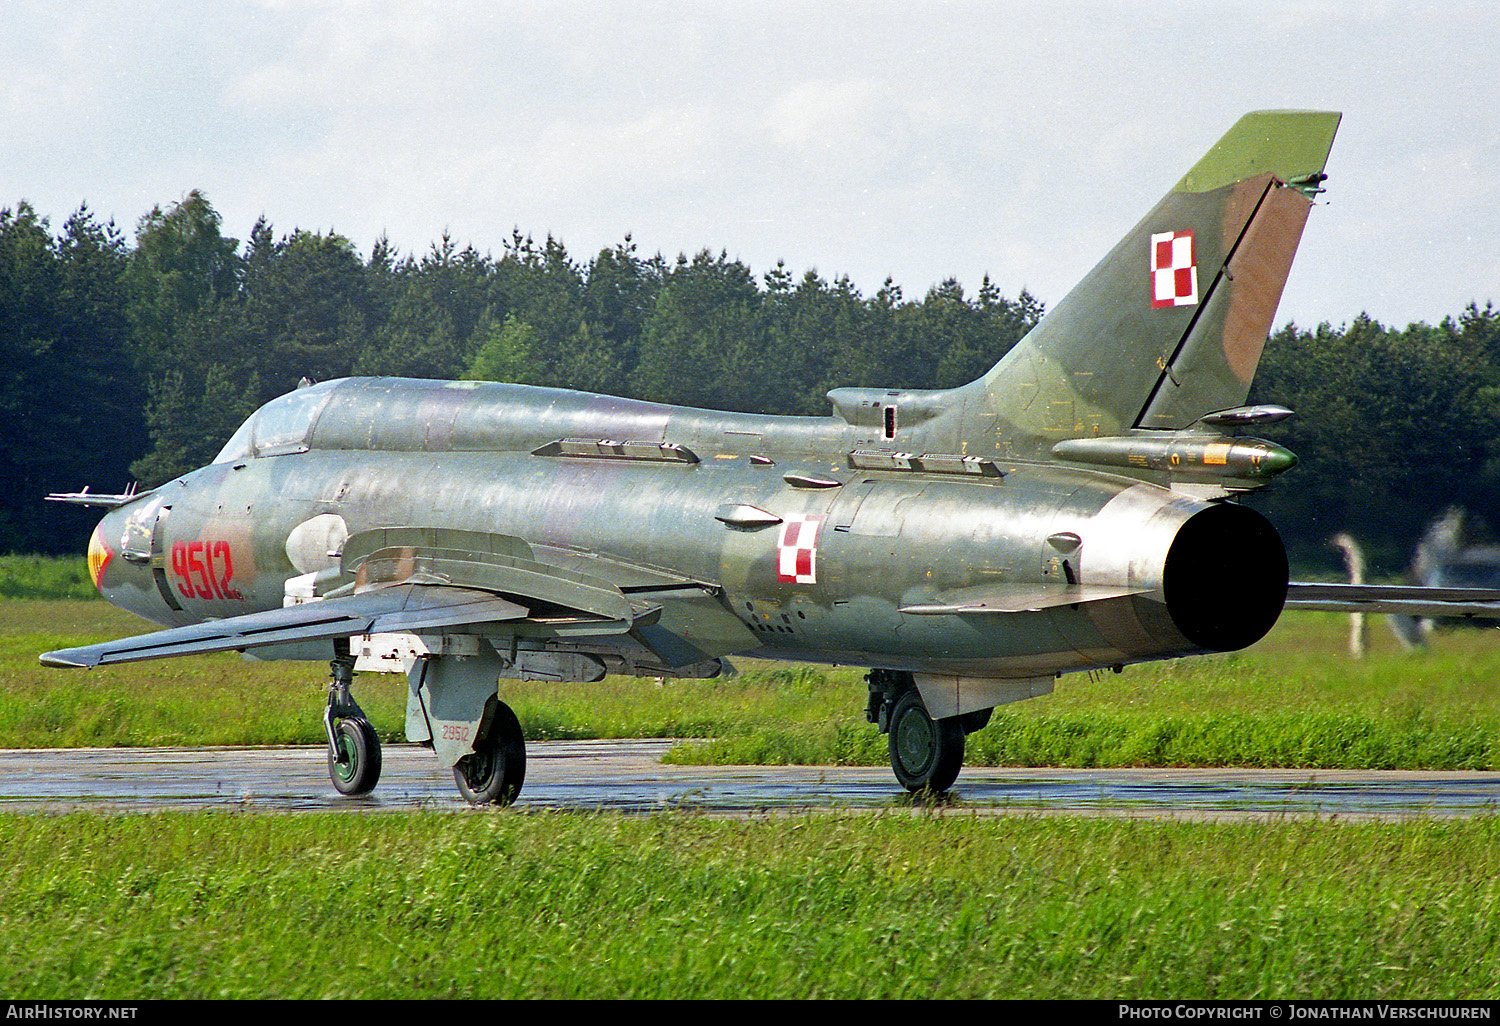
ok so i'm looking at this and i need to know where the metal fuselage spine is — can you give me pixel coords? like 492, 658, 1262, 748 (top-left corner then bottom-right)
101, 378, 1229, 682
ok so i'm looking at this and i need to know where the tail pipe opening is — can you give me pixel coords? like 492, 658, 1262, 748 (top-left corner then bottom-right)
1162, 502, 1288, 651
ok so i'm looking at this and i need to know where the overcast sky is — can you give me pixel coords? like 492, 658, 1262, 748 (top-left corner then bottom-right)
3, 0, 1496, 330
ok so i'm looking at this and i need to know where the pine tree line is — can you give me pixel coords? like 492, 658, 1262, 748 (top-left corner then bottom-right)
2, 191, 1495, 570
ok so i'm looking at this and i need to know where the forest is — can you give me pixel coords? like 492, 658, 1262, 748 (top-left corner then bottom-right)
2, 190, 1496, 571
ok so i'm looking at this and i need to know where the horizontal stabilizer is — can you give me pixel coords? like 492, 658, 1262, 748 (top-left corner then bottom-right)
1284, 582, 1500, 619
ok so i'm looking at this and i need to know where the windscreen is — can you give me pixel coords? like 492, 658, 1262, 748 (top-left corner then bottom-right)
213, 381, 339, 462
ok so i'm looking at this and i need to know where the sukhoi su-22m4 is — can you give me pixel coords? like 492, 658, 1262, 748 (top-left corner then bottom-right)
51, 110, 1473, 804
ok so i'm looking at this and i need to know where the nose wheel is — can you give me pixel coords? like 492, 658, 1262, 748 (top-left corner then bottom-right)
328, 716, 382, 795
325, 648, 382, 796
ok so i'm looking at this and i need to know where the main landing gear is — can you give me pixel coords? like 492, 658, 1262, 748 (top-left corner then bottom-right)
452, 697, 527, 806
325, 647, 381, 795
866, 669, 991, 794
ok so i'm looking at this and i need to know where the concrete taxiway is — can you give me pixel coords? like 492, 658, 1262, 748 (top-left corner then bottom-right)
1, 740, 1497, 818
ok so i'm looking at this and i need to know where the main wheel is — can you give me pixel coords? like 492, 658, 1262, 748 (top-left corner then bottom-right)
328, 717, 382, 795
453, 700, 526, 806
887, 689, 965, 793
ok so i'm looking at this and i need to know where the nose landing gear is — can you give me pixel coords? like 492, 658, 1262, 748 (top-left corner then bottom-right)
325, 645, 381, 796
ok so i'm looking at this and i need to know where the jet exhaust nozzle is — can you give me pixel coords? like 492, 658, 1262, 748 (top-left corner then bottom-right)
1161, 502, 1288, 652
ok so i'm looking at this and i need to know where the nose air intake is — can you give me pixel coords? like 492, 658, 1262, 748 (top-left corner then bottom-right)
1162, 503, 1288, 651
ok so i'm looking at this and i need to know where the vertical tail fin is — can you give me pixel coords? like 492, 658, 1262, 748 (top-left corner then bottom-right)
966, 110, 1340, 457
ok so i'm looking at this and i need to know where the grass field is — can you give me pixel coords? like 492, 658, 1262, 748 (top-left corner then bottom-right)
2, 812, 1497, 999
0, 555, 100, 601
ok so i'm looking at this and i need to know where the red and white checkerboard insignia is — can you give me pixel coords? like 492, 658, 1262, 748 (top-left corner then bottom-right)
1150, 230, 1198, 308
777, 514, 823, 584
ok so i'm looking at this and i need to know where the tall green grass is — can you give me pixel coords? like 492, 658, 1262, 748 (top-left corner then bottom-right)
1, 811, 1496, 999
0, 556, 97, 600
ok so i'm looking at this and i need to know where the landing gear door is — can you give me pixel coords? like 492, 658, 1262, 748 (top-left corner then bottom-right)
406, 647, 506, 769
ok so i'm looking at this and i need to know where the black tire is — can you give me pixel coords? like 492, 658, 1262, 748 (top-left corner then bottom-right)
887, 689, 965, 793
453, 700, 526, 806
328, 717, 382, 796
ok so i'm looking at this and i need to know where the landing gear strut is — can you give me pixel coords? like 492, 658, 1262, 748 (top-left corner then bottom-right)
867, 669, 989, 794
325, 645, 381, 795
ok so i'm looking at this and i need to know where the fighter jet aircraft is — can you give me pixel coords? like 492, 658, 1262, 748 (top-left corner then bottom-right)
45, 110, 1499, 803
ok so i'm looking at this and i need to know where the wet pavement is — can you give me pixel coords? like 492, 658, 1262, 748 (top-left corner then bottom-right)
1, 740, 1498, 818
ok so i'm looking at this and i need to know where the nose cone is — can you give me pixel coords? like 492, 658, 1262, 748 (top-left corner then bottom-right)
84, 500, 189, 629
88, 504, 146, 598
86, 520, 112, 592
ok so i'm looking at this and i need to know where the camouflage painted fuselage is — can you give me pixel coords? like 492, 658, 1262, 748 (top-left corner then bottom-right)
49, 111, 1347, 802
93, 375, 1286, 689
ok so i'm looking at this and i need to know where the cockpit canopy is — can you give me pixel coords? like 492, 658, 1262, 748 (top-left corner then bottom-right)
213, 379, 339, 464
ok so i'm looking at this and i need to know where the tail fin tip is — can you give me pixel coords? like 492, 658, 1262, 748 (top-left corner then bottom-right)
1175, 110, 1342, 195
